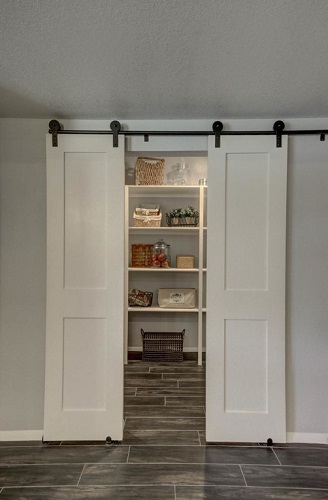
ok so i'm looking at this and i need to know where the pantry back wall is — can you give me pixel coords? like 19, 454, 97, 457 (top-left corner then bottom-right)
0, 118, 327, 443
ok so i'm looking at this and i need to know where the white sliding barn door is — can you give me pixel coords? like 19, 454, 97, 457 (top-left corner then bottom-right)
44, 135, 124, 441
206, 136, 287, 443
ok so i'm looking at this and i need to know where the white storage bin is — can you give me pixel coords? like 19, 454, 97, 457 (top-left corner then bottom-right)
158, 288, 196, 309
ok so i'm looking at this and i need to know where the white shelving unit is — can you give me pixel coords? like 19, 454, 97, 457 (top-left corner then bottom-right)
124, 185, 207, 365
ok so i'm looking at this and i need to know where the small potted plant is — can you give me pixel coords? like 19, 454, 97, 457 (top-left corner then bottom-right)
183, 205, 199, 226
166, 208, 182, 226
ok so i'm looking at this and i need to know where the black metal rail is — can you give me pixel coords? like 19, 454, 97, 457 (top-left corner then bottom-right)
49, 120, 327, 148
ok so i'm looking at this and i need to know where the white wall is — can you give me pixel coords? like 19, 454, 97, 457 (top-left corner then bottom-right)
286, 133, 328, 438
0, 118, 327, 442
0, 119, 48, 437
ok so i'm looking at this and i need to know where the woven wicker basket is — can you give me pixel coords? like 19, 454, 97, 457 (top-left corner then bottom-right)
176, 255, 195, 269
166, 215, 199, 227
128, 289, 153, 307
135, 157, 165, 185
133, 212, 162, 227
141, 329, 185, 362
131, 244, 153, 267
135, 204, 160, 216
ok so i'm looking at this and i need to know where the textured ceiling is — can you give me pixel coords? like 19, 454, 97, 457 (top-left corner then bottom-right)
1, 0, 328, 120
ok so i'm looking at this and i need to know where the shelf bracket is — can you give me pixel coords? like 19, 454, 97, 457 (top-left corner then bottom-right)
320, 133, 325, 141
273, 120, 285, 148
49, 120, 61, 147
212, 121, 223, 148
110, 120, 121, 148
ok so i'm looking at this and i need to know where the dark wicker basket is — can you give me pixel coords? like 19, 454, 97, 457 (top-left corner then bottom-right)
166, 215, 199, 227
141, 329, 185, 362
128, 289, 153, 307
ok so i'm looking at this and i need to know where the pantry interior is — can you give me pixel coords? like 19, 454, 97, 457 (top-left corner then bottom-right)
124, 152, 208, 365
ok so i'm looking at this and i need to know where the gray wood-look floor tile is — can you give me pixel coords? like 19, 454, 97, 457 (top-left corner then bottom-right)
176, 486, 328, 499
149, 366, 205, 373
59, 441, 105, 446
0, 464, 83, 487
242, 464, 328, 489
125, 379, 178, 387
124, 396, 165, 406
273, 443, 328, 449
136, 387, 205, 396
124, 387, 137, 395
0, 442, 42, 448
0, 485, 176, 499
124, 366, 151, 373
124, 417, 205, 431
165, 396, 205, 406
163, 373, 205, 380
132, 362, 199, 367
125, 373, 162, 380
124, 406, 205, 417
128, 445, 279, 465
179, 381, 207, 388
199, 431, 206, 445
122, 430, 200, 445
79, 463, 244, 486
0, 445, 129, 465
2, 363, 326, 495
274, 447, 328, 467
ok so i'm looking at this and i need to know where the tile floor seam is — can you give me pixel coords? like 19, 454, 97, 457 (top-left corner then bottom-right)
67, 482, 248, 487
76, 463, 86, 486
119, 461, 269, 465
1, 486, 61, 490
0, 484, 94, 490
272, 447, 282, 465
243, 464, 328, 469
239, 464, 248, 486
242, 486, 328, 491
126, 445, 131, 463
0, 462, 129, 466
127, 444, 207, 447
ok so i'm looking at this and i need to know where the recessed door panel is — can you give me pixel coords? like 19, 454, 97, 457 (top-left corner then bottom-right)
64, 153, 107, 289
63, 318, 107, 410
225, 153, 269, 291
224, 319, 268, 413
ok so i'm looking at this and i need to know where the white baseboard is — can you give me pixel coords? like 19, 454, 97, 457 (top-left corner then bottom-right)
287, 432, 328, 445
0, 430, 43, 442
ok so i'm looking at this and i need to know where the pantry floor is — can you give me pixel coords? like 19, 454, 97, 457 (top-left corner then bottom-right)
0, 361, 328, 499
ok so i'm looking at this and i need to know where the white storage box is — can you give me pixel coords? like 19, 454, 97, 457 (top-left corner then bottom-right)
158, 288, 196, 309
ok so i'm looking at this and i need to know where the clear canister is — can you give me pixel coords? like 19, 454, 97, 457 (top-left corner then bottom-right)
151, 239, 171, 268
172, 159, 191, 185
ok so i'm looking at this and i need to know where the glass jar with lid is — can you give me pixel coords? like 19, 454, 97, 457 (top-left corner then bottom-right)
172, 158, 191, 186
151, 239, 171, 268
